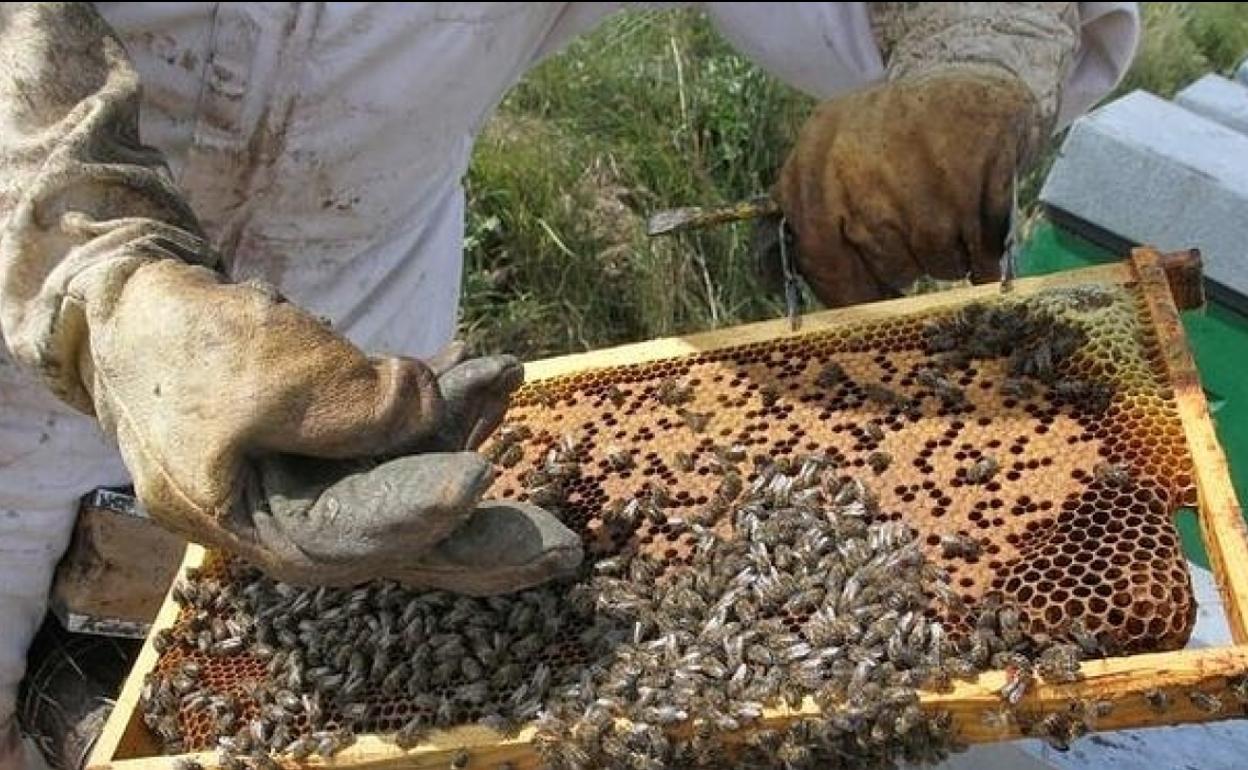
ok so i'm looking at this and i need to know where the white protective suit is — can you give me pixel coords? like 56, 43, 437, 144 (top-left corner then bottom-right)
1, 3, 1142, 769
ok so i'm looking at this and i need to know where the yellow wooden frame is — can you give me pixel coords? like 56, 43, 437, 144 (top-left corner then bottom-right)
88, 249, 1248, 770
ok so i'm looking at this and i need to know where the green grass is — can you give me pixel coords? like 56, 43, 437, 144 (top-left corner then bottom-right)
461, 4, 1248, 360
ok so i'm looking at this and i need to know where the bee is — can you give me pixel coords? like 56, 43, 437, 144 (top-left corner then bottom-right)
923, 313, 968, 353
433, 696, 458, 728
914, 366, 945, 390
314, 731, 344, 759
1036, 644, 1083, 684
673, 452, 695, 472
1068, 618, 1105, 658
209, 637, 245, 656
715, 472, 743, 503
916, 367, 965, 407
606, 385, 627, 407
815, 361, 847, 388
929, 579, 966, 613
775, 735, 814, 767
1144, 688, 1171, 713
1051, 378, 1112, 414
656, 378, 694, 407
998, 605, 1024, 647
999, 377, 1037, 400
476, 713, 514, 736
602, 499, 640, 532
939, 534, 981, 560
965, 456, 1000, 484
999, 662, 1033, 705
1029, 712, 1073, 752
1189, 690, 1223, 714
393, 713, 429, 749
933, 381, 966, 408
863, 382, 905, 408
1079, 698, 1114, 725
497, 443, 524, 468
866, 451, 892, 474
1229, 675, 1248, 705
249, 750, 281, 770
863, 422, 885, 443
1092, 461, 1131, 488
457, 680, 490, 704
285, 735, 317, 761
497, 423, 532, 444
529, 385, 558, 408
153, 628, 175, 654
606, 447, 635, 471
759, 383, 781, 408
461, 656, 486, 683
528, 484, 564, 508
217, 752, 247, 770
677, 408, 711, 433
832, 476, 878, 513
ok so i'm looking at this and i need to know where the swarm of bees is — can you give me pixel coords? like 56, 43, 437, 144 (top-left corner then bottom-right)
965, 457, 1000, 485
142, 440, 1129, 770
534, 458, 970, 770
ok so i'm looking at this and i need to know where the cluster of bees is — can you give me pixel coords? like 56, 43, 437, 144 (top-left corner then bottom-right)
533, 460, 958, 769
923, 299, 1113, 414
144, 448, 1113, 770
143, 291, 1215, 770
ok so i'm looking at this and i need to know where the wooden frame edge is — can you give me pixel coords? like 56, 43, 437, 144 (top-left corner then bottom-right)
522, 264, 1130, 382
1131, 247, 1248, 644
92, 645, 1248, 770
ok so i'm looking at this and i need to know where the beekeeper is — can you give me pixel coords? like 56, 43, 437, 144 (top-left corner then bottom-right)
0, 3, 1138, 767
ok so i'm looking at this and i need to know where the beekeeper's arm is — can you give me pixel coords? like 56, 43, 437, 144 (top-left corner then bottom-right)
0, 3, 582, 595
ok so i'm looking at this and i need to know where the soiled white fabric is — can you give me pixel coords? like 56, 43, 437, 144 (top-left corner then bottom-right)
0, 4, 1137, 768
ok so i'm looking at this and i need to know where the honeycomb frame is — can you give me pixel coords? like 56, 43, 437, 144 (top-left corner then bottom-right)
89, 249, 1248, 770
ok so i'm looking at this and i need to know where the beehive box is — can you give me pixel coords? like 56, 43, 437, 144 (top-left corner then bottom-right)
89, 248, 1248, 770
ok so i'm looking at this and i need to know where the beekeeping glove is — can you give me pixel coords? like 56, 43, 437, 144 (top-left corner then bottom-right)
0, 3, 581, 593
775, 3, 1080, 308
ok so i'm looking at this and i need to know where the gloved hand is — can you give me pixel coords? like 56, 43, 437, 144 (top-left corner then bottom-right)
774, 68, 1034, 307
773, 3, 1079, 308
82, 260, 582, 594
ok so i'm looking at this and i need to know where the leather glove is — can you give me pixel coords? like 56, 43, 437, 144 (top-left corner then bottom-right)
773, 3, 1079, 308
0, 5, 582, 595
774, 68, 1034, 307
87, 261, 582, 593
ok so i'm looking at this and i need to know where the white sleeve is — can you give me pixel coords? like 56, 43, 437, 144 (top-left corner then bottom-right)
699, 2, 1139, 127
698, 3, 884, 99
1059, 3, 1140, 127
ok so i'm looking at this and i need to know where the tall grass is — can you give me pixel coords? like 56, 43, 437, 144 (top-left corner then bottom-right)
461, 4, 1248, 359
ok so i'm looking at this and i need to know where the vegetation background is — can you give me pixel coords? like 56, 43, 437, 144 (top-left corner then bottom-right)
459, 3, 1248, 360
